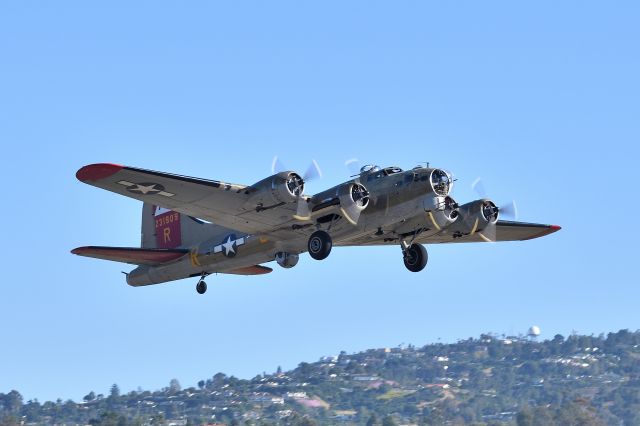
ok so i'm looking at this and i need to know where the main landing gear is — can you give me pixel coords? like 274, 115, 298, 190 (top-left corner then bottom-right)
196, 274, 208, 295
402, 243, 428, 272
308, 230, 333, 261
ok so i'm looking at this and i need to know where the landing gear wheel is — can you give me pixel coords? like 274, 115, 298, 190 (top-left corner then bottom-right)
308, 230, 333, 261
196, 280, 207, 295
403, 244, 428, 272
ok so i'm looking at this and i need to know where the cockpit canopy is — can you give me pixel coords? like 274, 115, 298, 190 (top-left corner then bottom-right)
360, 165, 404, 180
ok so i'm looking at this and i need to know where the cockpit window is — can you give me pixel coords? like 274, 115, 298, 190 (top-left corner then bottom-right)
382, 167, 403, 176
362, 165, 404, 182
360, 165, 381, 174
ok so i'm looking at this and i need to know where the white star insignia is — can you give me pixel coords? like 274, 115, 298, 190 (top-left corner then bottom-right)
130, 183, 160, 194
117, 181, 175, 197
222, 236, 236, 256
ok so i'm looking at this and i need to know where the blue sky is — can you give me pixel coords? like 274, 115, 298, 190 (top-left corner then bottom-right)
1, 1, 638, 402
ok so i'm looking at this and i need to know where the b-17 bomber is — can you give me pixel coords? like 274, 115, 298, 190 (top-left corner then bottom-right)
72, 161, 560, 294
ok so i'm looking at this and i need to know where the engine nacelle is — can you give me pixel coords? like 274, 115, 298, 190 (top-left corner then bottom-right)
448, 199, 499, 236
336, 182, 370, 224
308, 181, 370, 224
245, 172, 304, 209
275, 252, 299, 269
424, 195, 459, 229
338, 182, 370, 212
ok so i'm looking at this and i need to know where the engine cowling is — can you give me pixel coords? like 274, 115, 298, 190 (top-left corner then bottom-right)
448, 199, 499, 236
245, 172, 304, 209
424, 195, 459, 229
337, 182, 370, 224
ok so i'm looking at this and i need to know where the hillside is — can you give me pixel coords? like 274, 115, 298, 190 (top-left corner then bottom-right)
2, 330, 640, 425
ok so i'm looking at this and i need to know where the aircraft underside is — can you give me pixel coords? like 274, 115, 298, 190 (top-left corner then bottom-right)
72, 162, 560, 295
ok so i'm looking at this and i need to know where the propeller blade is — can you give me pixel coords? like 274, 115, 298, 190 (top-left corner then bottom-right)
340, 204, 362, 226
471, 177, 487, 198
471, 178, 519, 221
345, 158, 361, 176
271, 156, 286, 174
304, 159, 323, 182
293, 197, 312, 221
499, 201, 519, 220
478, 222, 497, 243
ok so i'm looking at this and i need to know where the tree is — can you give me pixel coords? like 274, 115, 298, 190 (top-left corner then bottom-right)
169, 379, 181, 394
213, 372, 227, 386
197, 380, 205, 390
366, 413, 378, 426
516, 406, 534, 426
532, 406, 555, 426
1, 391, 23, 414
382, 416, 398, 426
0, 415, 20, 426
89, 411, 127, 426
84, 391, 96, 402
109, 384, 120, 399
150, 413, 166, 425
297, 362, 314, 378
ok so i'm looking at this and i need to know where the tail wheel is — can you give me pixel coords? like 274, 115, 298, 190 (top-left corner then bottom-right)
196, 280, 207, 295
403, 244, 428, 272
308, 230, 333, 260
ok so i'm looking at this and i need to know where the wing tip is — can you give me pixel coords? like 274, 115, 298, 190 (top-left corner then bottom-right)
76, 163, 124, 182
522, 224, 562, 240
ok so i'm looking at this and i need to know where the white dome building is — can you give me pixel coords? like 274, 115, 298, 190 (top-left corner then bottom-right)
528, 326, 541, 339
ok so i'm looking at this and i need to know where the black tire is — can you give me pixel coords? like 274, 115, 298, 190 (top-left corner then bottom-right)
308, 230, 333, 260
196, 280, 207, 295
403, 244, 428, 272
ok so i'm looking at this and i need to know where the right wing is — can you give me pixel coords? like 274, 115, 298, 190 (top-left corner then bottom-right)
76, 163, 301, 235
337, 221, 560, 246
422, 220, 561, 244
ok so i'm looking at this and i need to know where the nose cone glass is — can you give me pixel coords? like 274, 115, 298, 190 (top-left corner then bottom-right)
430, 169, 452, 196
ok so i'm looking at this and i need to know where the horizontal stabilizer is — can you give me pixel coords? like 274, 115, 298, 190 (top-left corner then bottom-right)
71, 246, 189, 266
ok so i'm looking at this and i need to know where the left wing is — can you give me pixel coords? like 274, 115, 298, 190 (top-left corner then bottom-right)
77, 163, 299, 235
337, 221, 561, 246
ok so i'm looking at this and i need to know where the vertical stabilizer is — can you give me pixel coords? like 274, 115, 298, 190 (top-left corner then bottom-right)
141, 203, 158, 248
141, 203, 232, 249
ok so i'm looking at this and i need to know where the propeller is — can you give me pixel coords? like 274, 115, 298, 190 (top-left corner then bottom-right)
339, 183, 370, 225
471, 177, 518, 220
470, 177, 519, 242
345, 158, 362, 179
344, 158, 384, 209
271, 156, 286, 175
294, 160, 323, 221
272, 156, 323, 221
272, 156, 323, 181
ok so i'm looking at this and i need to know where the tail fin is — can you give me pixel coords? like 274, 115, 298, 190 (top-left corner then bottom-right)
141, 203, 222, 249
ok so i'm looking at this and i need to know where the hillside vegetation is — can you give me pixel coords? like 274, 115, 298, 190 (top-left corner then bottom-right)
2, 330, 640, 425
